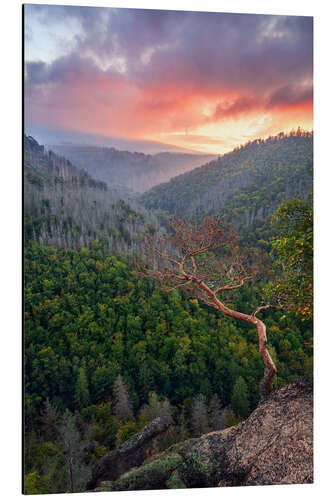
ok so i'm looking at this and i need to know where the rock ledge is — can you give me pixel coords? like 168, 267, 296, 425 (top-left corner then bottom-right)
91, 379, 313, 491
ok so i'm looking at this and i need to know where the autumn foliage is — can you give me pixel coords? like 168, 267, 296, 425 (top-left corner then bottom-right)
267, 198, 313, 321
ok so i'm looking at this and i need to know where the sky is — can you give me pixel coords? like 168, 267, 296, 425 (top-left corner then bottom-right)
24, 5, 313, 154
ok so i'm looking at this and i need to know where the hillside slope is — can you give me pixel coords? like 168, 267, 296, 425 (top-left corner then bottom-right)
141, 132, 313, 230
24, 135, 158, 254
92, 379, 313, 491
50, 144, 215, 194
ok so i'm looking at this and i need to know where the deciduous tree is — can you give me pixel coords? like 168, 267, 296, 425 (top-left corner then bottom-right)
267, 198, 313, 320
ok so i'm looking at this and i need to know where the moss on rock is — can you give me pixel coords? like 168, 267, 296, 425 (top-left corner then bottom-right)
166, 471, 186, 489
100, 452, 184, 491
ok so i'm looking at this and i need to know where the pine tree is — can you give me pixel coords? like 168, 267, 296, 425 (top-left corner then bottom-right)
160, 399, 173, 422
139, 392, 173, 423
208, 393, 225, 431
40, 398, 59, 441
59, 410, 89, 493
113, 375, 134, 423
74, 363, 90, 410
138, 362, 154, 401
177, 408, 189, 442
231, 376, 250, 419
190, 394, 209, 437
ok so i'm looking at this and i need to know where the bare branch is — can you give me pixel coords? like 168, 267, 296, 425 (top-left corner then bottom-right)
214, 276, 252, 294
191, 256, 197, 274
252, 302, 283, 318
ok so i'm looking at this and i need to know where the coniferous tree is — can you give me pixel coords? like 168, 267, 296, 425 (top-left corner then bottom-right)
139, 392, 173, 423
40, 398, 59, 442
74, 363, 90, 410
177, 408, 189, 442
138, 362, 154, 401
231, 376, 250, 419
113, 375, 134, 423
190, 394, 209, 437
160, 399, 173, 422
208, 393, 225, 431
59, 410, 89, 493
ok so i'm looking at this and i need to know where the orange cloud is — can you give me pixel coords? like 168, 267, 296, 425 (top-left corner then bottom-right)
25, 51, 313, 154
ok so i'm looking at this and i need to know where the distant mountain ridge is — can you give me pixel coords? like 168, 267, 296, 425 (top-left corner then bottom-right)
24, 135, 107, 191
49, 144, 216, 194
25, 126, 208, 154
140, 131, 313, 230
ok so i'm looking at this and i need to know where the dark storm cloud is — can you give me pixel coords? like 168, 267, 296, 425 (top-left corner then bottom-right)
211, 96, 259, 120
25, 5, 313, 97
267, 83, 313, 109
139, 13, 313, 96
26, 55, 102, 85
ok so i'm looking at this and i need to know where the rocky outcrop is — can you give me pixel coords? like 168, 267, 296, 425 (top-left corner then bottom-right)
86, 416, 173, 490
218, 379, 313, 486
93, 380, 313, 491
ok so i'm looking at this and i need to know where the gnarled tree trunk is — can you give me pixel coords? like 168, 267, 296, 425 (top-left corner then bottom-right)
197, 281, 277, 399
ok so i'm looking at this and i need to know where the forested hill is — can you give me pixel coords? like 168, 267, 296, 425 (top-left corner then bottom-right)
24, 135, 107, 191
24, 135, 159, 254
140, 131, 313, 229
50, 143, 215, 194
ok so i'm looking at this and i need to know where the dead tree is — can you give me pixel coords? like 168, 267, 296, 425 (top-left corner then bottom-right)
137, 216, 281, 399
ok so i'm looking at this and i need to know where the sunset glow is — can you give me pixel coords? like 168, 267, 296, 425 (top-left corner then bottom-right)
24, 5, 313, 154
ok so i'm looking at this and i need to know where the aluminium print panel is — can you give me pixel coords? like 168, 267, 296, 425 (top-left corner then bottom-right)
24, 3, 313, 494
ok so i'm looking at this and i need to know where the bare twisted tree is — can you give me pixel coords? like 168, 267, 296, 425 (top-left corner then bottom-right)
137, 216, 281, 399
